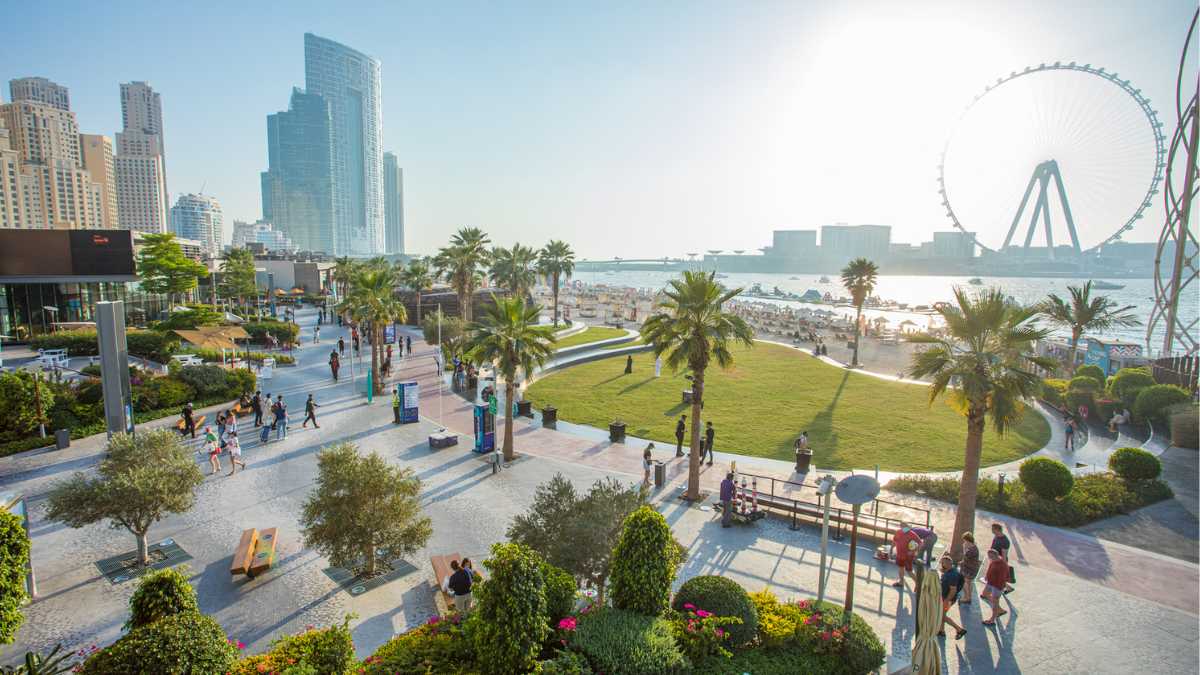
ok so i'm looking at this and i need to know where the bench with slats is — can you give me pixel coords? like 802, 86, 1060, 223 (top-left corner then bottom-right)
231, 527, 279, 579
177, 414, 207, 433
430, 552, 462, 614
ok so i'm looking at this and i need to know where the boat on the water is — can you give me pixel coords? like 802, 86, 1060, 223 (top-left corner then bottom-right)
789, 276, 801, 281
968, 277, 983, 285
1091, 280, 1125, 290
819, 276, 831, 283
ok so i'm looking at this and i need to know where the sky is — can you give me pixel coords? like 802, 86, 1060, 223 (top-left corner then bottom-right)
1, 0, 1194, 258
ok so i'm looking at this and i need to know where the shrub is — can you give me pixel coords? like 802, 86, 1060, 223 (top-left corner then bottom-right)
0, 436, 51, 458
1109, 367, 1155, 410
472, 542, 548, 674
1067, 375, 1101, 393
126, 567, 198, 630
1065, 390, 1095, 419
125, 330, 180, 363
743, 590, 886, 675
1135, 384, 1192, 427
570, 608, 688, 675
244, 321, 300, 345
225, 367, 257, 398
176, 364, 230, 398
80, 363, 102, 377
1108, 447, 1162, 481
539, 649, 593, 675
542, 561, 578, 625
1019, 457, 1074, 499
232, 618, 356, 675
0, 371, 55, 439
668, 605, 740, 663
155, 307, 224, 330
0, 511, 31, 644
1074, 364, 1106, 389
422, 314, 465, 345
362, 615, 476, 674
610, 506, 680, 616
1168, 403, 1199, 449
671, 576, 758, 647
77, 611, 238, 674
1041, 378, 1069, 407
133, 377, 193, 412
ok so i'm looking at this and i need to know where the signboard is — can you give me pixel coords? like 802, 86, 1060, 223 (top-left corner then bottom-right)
0, 229, 136, 278
384, 323, 396, 344
473, 404, 495, 453
398, 381, 419, 423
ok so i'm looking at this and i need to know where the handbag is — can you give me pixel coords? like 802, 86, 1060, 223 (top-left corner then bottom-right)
1007, 565, 1016, 583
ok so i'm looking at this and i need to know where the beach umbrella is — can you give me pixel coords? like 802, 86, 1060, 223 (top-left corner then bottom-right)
912, 565, 942, 675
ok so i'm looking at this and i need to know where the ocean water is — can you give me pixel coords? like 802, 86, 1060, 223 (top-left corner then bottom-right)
568, 269, 1198, 352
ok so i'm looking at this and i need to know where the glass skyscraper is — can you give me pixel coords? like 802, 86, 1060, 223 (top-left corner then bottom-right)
303, 33, 383, 256
383, 151, 404, 254
261, 88, 335, 254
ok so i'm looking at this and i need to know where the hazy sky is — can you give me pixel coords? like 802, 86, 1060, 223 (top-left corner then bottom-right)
1, 0, 1194, 257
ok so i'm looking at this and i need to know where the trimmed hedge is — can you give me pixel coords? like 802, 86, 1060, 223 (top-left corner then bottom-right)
231, 619, 356, 675
1068, 375, 1101, 393
0, 510, 30, 645
1135, 384, 1192, 427
1041, 378, 1069, 407
362, 615, 477, 674
1074, 364, 1106, 389
472, 543, 548, 674
570, 608, 689, 675
1108, 367, 1155, 410
1018, 457, 1074, 499
1108, 447, 1162, 481
126, 567, 198, 630
611, 506, 681, 616
30, 329, 179, 363
244, 321, 300, 345
671, 576, 758, 647
78, 611, 238, 674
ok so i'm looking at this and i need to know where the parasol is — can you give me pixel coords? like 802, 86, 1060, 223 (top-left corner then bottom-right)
912, 565, 943, 675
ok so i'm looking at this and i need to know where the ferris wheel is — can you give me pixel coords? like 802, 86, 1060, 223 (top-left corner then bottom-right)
938, 63, 1167, 256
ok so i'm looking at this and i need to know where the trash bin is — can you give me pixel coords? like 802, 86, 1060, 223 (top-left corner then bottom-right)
795, 449, 813, 473
542, 406, 557, 429
516, 400, 533, 418
55, 428, 70, 450
654, 460, 666, 488
609, 421, 626, 443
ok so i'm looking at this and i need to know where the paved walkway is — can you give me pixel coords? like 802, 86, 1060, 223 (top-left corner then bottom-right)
1, 308, 1196, 674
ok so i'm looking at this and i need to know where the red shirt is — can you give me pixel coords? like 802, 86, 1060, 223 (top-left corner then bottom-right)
893, 529, 920, 563
984, 559, 1008, 588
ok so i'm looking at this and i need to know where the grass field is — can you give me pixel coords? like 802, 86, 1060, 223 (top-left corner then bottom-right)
552, 326, 629, 350
524, 342, 1050, 472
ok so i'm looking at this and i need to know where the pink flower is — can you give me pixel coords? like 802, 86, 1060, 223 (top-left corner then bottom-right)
558, 616, 578, 631
715, 628, 725, 637
695, 609, 712, 618
237, 641, 246, 650
683, 603, 696, 610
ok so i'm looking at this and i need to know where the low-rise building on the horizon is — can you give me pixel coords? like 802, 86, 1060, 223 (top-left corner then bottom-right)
232, 219, 297, 253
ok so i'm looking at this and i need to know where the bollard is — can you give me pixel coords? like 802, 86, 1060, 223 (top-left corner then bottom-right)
997, 472, 1007, 508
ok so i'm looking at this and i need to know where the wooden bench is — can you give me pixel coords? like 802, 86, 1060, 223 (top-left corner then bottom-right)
176, 414, 207, 433
230, 402, 252, 417
431, 552, 462, 614
231, 527, 278, 579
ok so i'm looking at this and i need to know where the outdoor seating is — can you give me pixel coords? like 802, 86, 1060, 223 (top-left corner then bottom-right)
231, 527, 278, 579
177, 414, 207, 432
430, 552, 462, 612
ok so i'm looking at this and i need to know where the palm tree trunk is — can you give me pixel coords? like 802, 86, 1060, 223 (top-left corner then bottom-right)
371, 324, 381, 394
851, 305, 863, 367
552, 272, 561, 327
951, 410, 986, 559
503, 381, 516, 461
1068, 329, 1081, 372
415, 291, 422, 324
686, 370, 705, 501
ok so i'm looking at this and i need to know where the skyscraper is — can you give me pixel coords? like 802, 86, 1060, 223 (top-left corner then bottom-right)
9, 77, 70, 111
79, 134, 119, 228
261, 88, 335, 254
383, 151, 404, 254
115, 82, 169, 234
303, 33, 383, 256
170, 193, 223, 257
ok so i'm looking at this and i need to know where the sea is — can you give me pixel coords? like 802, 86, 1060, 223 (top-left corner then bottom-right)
568, 270, 1198, 354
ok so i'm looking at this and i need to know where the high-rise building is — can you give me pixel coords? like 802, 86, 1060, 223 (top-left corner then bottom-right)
304, 33, 383, 256
931, 231, 975, 260
115, 82, 168, 234
170, 193, 223, 257
820, 224, 892, 264
261, 88, 335, 254
0, 124, 24, 228
9, 77, 70, 112
79, 134, 118, 228
383, 151, 403, 254
232, 219, 297, 253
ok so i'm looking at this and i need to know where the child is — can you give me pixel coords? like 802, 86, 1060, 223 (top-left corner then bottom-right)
204, 426, 222, 474
226, 431, 245, 475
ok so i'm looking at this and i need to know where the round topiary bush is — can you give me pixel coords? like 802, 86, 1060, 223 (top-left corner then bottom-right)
1019, 457, 1074, 500
78, 611, 238, 674
126, 567, 198, 630
1067, 375, 1101, 393
1108, 367, 1156, 410
1074, 364, 1106, 389
1135, 384, 1192, 427
610, 506, 682, 616
671, 575, 758, 646
472, 542, 549, 675
1168, 403, 1199, 449
1108, 447, 1162, 481
1041, 379, 1069, 407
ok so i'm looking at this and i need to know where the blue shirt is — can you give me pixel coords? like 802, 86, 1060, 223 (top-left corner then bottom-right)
940, 567, 964, 600
720, 479, 735, 502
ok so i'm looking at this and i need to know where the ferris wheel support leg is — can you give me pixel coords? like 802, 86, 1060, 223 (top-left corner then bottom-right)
1050, 161, 1082, 253
1004, 170, 1041, 250
1023, 171, 1052, 251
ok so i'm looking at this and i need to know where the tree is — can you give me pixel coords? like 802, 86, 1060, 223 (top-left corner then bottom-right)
219, 247, 258, 313
489, 243, 538, 299
0, 371, 53, 439
337, 258, 406, 394
840, 257, 879, 368
506, 474, 644, 605
300, 443, 432, 576
0, 510, 30, 645
136, 232, 209, 307
641, 271, 754, 501
332, 256, 359, 301
400, 257, 435, 323
433, 227, 490, 321
609, 506, 682, 615
46, 430, 204, 565
1037, 281, 1140, 370
472, 542, 549, 675
538, 240, 575, 327
465, 295, 556, 461
907, 288, 1054, 558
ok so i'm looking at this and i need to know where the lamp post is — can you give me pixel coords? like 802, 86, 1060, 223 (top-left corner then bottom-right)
816, 474, 836, 604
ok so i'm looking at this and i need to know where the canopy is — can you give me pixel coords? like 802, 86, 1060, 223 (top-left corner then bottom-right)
911, 566, 943, 674
223, 312, 245, 324
171, 329, 237, 351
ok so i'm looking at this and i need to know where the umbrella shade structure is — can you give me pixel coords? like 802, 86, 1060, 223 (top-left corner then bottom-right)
223, 312, 245, 324
912, 565, 943, 675
171, 329, 237, 351
873, 316, 890, 325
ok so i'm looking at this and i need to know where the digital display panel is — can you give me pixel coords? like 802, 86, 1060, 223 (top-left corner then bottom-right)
0, 230, 136, 278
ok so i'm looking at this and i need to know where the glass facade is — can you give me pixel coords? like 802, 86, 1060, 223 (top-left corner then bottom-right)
261, 89, 335, 255
0, 281, 171, 338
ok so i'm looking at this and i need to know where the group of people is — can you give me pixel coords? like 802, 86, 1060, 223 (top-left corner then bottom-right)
891, 522, 1016, 641
672, 414, 717, 464
441, 558, 482, 612
183, 391, 324, 474
203, 407, 246, 476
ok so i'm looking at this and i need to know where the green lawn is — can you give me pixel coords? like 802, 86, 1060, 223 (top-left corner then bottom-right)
552, 326, 629, 350
524, 342, 1050, 472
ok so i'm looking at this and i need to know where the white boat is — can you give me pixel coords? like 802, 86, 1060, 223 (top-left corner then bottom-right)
1091, 280, 1125, 290
818, 276, 831, 283
968, 277, 983, 285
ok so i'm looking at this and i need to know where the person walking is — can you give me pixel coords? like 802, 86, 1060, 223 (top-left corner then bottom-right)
181, 402, 196, 439
273, 396, 288, 440
642, 444, 654, 487
703, 421, 715, 466
302, 394, 320, 428
675, 415, 687, 457
204, 426, 221, 474
938, 556, 968, 640
314, 325, 321, 344
624, 354, 633, 374
911, 525, 938, 565
720, 473, 735, 527
338, 337, 345, 357
406, 335, 412, 356
654, 356, 662, 377
225, 409, 238, 442
980, 549, 1009, 626
392, 387, 401, 424
1064, 416, 1076, 451
443, 559, 474, 613
216, 412, 228, 450
251, 390, 264, 428
990, 523, 1015, 595
329, 350, 340, 381
959, 532, 981, 605
226, 431, 246, 475
891, 524, 921, 591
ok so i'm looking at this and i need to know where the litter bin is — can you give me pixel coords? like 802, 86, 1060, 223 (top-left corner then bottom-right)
653, 460, 666, 488
516, 400, 533, 418
55, 429, 70, 450
795, 449, 813, 473
609, 421, 626, 443
542, 406, 558, 429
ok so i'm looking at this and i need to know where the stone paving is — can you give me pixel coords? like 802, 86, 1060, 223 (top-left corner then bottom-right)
0, 307, 1197, 674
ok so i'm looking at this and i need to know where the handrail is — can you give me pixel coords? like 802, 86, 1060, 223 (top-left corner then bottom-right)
733, 470, 932, 533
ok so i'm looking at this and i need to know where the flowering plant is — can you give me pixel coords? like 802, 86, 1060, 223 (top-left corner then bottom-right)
668, 605, 740, 662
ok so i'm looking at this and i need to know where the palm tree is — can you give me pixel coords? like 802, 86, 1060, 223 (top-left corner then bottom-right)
489, 243, 539, 300
538, 240, 575, 326
642, 271, 755, 501
465, 295, 556, 461
338, 259, 406, 394
433, 227, 490, 322
332, 257, 358, 300
840, 257, 879, 368
908, 288, 1054, 558
400, 258, 435, 324
1037, 281, 1140, 371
